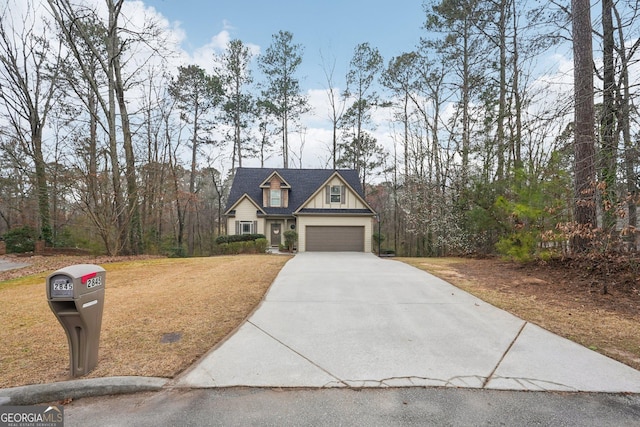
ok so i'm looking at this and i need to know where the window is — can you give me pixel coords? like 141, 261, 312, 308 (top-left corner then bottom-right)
330, 185, 342, 203
325, 184, 345, 204
270, 189, 281, 207
241, 221, 252, 234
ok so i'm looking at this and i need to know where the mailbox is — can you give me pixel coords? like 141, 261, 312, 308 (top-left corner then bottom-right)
46, 264, 106, 377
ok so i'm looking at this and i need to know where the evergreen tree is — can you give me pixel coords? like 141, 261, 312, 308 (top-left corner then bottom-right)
258, 30, 309, 168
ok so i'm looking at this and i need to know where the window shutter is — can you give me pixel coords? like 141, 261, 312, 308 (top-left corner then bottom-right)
253, 220, 258, 234
341, 186, 346, 204
325, 185, 330, 203
235, 221, 240, 235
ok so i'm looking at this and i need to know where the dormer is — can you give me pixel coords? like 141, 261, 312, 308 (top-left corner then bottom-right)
260, 171, 290, 208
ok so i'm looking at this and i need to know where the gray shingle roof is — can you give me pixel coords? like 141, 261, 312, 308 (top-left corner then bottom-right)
225, 168, 370, 215
297, 208, 374, 215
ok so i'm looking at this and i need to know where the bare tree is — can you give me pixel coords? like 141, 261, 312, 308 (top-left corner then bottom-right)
48, 0, 167, 254
320, 50, 347, 169
0, 0, 61, 243
614, 3, 640, 236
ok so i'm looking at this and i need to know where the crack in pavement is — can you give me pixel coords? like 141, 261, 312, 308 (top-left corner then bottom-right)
335, 375, 487, 389
484, 376, 578, 392
248, 320, 349, 387
482, 321, 528, 388
244, 319, 541, 390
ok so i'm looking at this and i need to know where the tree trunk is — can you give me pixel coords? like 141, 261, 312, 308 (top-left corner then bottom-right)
600, 0, 617, 231
511, 0, 523, 171
113, 51, 142, 254
461, 20, 471, 184
572, 0, 597, 252
496, 0, 507, 181
32, 130, 52, 243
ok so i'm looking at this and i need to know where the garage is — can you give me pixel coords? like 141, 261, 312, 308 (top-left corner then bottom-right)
306, 226, 365, 252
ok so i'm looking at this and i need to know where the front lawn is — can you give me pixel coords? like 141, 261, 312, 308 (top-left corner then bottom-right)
0, 255, 290, 388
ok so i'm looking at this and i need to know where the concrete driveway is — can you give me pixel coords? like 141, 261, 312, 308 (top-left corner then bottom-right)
176, 252, 640, 392
0, 257, 30, 272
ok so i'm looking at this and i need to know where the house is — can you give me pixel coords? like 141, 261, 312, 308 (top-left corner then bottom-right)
224, 168, 377, 252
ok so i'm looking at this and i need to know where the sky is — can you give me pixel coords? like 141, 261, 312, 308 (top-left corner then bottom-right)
133, 0, 430, 169
142, 0, 427, 90
8, 1, 580, 172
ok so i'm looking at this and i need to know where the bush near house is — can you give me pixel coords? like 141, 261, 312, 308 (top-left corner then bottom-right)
254, 238, 269, 253
215, 235, 270, 255
215, 234, 266, 244
283, 230, 298, 252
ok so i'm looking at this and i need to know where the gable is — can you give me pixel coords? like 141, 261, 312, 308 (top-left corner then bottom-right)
224, 193, 265, 216
299, 175, 369, 211
259, 171, 291, 189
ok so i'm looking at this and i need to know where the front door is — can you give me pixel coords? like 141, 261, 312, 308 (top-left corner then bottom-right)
270, 223, 282, 247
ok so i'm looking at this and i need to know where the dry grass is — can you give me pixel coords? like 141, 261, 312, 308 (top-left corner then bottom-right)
398, 257, 640, 371
0, 255, 290, 388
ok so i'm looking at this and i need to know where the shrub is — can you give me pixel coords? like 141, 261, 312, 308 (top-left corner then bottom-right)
496, 232, 537, 262
228, 242, 243, 254
215, 234, 266, 244
3, 226, 38, 253
284, 230, 298, 252
168, 245, 187, 258
255, 238, 268, 253
242, 241, 256, 254
215, 237, 271, 255
372, 232, 385, 254
372, 232, 385, 246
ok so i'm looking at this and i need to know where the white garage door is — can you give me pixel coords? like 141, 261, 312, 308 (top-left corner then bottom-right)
306, 226, 365, 252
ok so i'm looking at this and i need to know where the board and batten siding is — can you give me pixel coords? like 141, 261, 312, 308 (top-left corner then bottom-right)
297, 215, 373, 252
227, 198, 264, 235
304, 176, 367, 209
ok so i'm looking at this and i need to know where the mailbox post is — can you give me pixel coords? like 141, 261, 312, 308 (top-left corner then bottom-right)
46, 264, 106, 377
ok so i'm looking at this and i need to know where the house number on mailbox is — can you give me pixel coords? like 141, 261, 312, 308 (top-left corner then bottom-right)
86, 276, 102, 288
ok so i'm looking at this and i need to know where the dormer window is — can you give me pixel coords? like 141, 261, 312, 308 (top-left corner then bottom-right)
270, 189, 281, 207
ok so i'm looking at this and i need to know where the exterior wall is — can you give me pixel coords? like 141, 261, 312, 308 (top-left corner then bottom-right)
304, 176, 367, 209
227, 198, 264, 235
297, 215, 373, 252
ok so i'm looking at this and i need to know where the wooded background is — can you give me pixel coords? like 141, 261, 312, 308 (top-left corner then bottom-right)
0, 0, 638, 258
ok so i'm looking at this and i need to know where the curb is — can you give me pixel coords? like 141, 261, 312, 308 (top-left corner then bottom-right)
0, 376, 168, 406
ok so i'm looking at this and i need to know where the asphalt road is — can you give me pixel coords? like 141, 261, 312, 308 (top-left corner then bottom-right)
64, 387, 640, 426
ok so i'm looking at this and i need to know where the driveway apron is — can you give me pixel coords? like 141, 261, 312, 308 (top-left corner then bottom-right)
0, 258, 30, 272
176, 253, 640, 392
